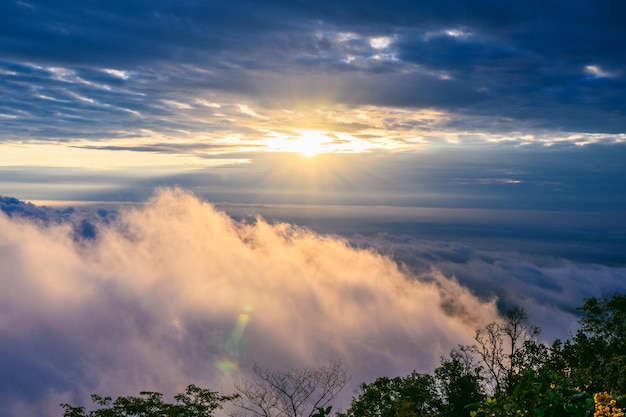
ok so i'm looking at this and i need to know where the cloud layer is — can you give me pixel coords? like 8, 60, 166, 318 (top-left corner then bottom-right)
4, 143, 626, 213
0, 189, 505, 417
1, 0, 625, 151
349, 235, 626, 338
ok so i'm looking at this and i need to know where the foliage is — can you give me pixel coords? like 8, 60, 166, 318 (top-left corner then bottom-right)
579, 293, 626, 350
232, 359, 349, 417
341, 293, 626, 417
62, 293, 626, 417
468, 371, 593, 417
548, 292, 626, 394
61, 384, 237, 417
337, 372, 442, 417
435, 349, 485, 417
311, 406, 333, 417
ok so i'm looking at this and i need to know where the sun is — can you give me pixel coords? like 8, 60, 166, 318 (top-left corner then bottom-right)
290, 130, 329, 157
261, 128, 376, 156
262, 130, 329, 157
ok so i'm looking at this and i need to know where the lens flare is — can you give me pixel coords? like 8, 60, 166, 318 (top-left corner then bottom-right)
216, 305, 254, 372
216, 360, 237, 372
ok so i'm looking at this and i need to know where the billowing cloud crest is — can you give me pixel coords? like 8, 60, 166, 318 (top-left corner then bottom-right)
0, 189, 501, 417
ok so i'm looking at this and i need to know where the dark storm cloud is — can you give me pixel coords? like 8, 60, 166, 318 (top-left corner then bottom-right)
1, 0, 625, 137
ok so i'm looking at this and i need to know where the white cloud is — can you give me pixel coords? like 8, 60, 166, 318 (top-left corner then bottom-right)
162, 99, 193, 110
46, 66, 75, 82
102, 69, 131, 80
0, 189, 503, 416
350, 235, 626, 341
584, 65, 617, 79
369, 36, 392, 50
424, 27, 472, 41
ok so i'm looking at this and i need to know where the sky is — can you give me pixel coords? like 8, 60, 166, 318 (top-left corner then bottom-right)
1, 0, 626, 205
1, 1, 626, 416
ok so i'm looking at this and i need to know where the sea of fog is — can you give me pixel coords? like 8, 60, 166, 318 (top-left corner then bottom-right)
1, 189, 625, 417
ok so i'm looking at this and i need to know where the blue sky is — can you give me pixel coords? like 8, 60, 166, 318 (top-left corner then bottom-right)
1, 2, 626, 416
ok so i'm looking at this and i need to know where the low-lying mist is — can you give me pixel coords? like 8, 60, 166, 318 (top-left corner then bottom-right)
1, 189, 624, 417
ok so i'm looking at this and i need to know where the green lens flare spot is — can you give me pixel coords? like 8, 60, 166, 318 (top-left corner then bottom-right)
216, 360, 237, 372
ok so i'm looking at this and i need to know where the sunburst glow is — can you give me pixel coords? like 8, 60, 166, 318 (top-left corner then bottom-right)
261, 130, 329, 156
262, 129, 375, 156
291, 130, 329, 156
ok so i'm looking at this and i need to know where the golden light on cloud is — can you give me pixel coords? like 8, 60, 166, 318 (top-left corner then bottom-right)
261, 129, 377, 156
263, 130, 328, 157
0, 141, 242, 171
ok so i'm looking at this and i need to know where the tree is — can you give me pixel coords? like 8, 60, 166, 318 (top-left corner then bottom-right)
61, 384, 237, 417
551, 292, 626, 394
232, 359, 349, 417
461, 307, 546, 396
337, 372, 442, 417
434, 349, 485, 417
579, 292, 626, 353
467, 293, 626, 416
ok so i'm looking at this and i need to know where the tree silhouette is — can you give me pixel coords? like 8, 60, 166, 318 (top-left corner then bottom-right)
232, 359, 349, 417
435, 349, 485, 417
61, 384, 237, 417
461, 307, 545, 395
337, 371, 442, 417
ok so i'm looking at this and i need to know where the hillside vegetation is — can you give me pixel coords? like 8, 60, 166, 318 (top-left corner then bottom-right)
62, 293, 626, 417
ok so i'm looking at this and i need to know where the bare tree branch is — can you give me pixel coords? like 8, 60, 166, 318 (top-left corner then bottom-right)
462, 307, 543, 396
232, 359, 349, 417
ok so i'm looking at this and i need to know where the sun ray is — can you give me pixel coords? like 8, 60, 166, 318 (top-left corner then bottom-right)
261, 129, 374, 156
